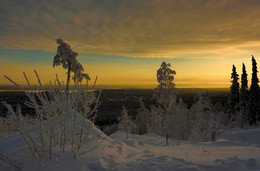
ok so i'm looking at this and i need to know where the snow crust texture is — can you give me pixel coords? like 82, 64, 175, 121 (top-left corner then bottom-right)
1, 127, 260, 171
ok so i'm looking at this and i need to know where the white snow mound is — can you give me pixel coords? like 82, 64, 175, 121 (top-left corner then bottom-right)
1, 127, 260, 170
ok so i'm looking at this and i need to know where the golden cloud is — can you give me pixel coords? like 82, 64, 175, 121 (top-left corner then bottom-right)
1, 0, 260, 57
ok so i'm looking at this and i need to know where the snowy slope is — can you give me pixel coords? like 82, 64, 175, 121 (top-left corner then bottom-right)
1, 127, 260, 170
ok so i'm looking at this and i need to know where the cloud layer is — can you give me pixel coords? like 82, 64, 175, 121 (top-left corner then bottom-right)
1, 0, 260, 57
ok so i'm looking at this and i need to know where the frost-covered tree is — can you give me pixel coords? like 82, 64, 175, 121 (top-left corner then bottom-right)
53, 38, 90, 92
239, 63, 250, 126
148, 105, 164, 136
167, 98, 189, 140
154, 62, 177, 145
213, 102, 227, 126
117, 105, 135, 139
135, 98, 151, 135
157, 62, 176, 89
189, 91, 217, 142
249, 56, 260, 125
226, 65, 240, 121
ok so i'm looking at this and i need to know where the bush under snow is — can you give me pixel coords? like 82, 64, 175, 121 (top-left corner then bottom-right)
2, 71, 102, 160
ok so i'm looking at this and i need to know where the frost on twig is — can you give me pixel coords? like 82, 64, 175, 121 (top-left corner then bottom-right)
2, 71, 101, 159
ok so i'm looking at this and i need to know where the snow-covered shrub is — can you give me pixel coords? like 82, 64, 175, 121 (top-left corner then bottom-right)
148, 105, 164, 135
2, 71, 101, 159
189, 91, 217, 142
149, 95, 190, 140
117, 105, 135, 139
134, 98, 151, 135
212, 102, 228, 128
167, 98, 190, 140
148, 105, 161, 134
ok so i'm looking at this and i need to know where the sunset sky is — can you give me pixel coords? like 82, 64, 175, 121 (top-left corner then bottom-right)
0, 0, 260, 88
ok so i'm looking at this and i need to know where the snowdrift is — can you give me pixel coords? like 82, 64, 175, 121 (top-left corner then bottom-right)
1, 127, 260, 170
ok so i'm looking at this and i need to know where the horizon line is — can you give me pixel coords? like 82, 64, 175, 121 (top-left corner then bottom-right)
0, 85, 230, 91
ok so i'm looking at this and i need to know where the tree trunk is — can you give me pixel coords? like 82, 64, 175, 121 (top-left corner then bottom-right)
126, 120, 128, 139
166, 112, 168, 145
66, 63, 71, 93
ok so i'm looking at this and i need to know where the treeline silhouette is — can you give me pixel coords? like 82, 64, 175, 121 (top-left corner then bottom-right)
227, 56, 260, 126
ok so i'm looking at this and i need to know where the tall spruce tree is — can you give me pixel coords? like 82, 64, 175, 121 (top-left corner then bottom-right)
249, 56, 260, 125
227, 65, 240, 121
241, 63, 248, 91
239, 63, 250, 125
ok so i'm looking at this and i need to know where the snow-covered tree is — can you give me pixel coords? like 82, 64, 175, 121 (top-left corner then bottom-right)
189, 91, 217, 142
53, 38, 90, 92
226, 65, 240, 121
213, 102, 227, 126
117, 105, 135, 139
239, 63, 250, 126
148, 105, 164, 135
167, 98, 189, 140
154, 62, 177, 145
249, 56, 260, 125
157, 62, 176, 89
135, 98, 151, 135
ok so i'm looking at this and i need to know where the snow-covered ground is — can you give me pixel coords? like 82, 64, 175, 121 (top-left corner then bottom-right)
1, 127, 260, 171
